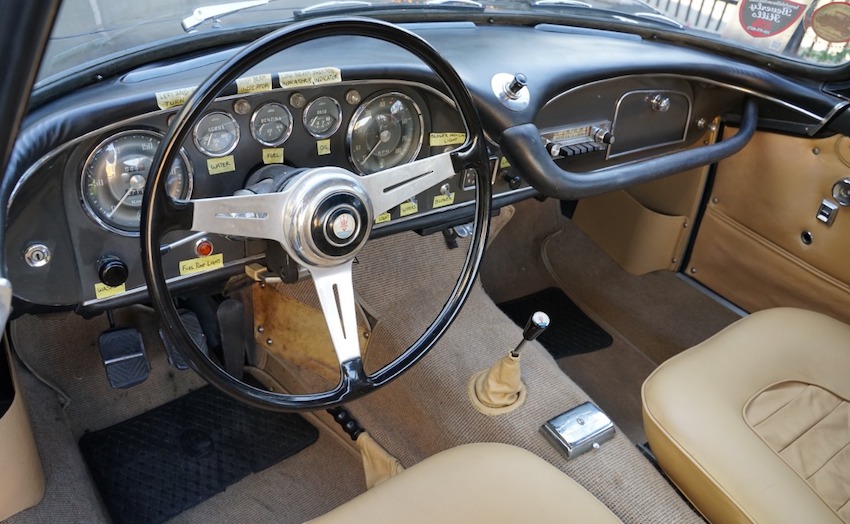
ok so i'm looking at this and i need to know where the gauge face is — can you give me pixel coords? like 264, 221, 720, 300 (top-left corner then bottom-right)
347, 92, 424, 174
250, 102, 293, 146
303, 96, 342, 139
81, 130, 193, 235
193, 111, 240, 157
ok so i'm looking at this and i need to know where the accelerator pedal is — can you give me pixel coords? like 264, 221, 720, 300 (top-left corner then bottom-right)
98, 326, 149, 389
159, 310, 209, 371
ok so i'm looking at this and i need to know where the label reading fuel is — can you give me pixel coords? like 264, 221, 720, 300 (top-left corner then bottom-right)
94, 282, 126, 300
263, 148, 284, 164
179, 253, 224, 276
207, 156, 236, 175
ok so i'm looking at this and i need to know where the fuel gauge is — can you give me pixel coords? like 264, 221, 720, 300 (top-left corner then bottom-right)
251, 102, 293, 146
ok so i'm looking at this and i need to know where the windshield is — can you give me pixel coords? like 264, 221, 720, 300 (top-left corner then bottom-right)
41, 0, 850, 82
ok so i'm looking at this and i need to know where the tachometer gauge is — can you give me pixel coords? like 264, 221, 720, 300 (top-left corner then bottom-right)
303, 96, 342, 139
250, 102, 293, 146
81, 130, 193, 235
347, 92, 423, 174
193, 111, 240, 157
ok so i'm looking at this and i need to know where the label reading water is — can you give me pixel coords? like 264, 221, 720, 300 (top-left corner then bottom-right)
94, 282, 126, 300
207, 156, 236, 175
317, 139, 331, 156
433, 193, 456, 208
236, 73, 272, 94
375, 212, 391, 224
429, 132, 466, 147
263, 148, 284, 164
155, 86, 196, 109
400, 201, 418, 217
180, 253, 224, 276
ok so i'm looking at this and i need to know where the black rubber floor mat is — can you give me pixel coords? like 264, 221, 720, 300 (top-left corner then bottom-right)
498, 287, 613, 358
79, 386, 319, 524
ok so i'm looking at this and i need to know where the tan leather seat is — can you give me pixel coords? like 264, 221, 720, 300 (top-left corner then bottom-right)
311, 442, 622, 523
642, 308, 850, 523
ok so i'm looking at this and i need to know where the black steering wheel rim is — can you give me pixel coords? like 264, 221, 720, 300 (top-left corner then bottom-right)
142, 17, 492, 411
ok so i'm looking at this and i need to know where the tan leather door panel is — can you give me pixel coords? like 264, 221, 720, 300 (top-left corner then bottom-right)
688, 130, 850, 323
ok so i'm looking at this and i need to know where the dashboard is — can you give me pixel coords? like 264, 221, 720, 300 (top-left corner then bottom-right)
6, 23, 848, 313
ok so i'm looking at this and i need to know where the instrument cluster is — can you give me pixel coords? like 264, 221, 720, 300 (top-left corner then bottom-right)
79, 82, 444, 237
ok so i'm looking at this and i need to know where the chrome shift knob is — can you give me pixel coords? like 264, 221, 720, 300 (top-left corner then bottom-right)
513, 311, 550, 357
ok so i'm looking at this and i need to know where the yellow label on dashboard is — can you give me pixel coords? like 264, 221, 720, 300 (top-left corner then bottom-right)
94, 282, 126, 300
207, 156, 235, 175
278, 67, 342, 89
155, 86, 196, 109
433, 193, 456, 208
317, 140, 331, 156
400, 201, 418, 217
499, 157, 511, 169
375, 212, 391, 224
429, 132, 466, 147
263, 148, 284, 164
236, 73, 272, 94
179, 253, 224, 276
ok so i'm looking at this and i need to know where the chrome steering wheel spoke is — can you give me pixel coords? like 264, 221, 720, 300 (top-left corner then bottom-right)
308, 261, 362, 366
189, 192, 290, 243
360, 151, 456, 216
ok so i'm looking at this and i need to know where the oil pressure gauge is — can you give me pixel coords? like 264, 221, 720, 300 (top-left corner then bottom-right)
303, 96, 342, 139
347, 92, 423, 174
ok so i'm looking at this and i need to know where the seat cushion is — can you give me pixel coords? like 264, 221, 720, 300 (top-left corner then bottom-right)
642, 308, 850, 524
310, 442, 622, 523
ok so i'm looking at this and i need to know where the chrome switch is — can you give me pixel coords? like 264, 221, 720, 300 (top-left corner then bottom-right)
816, 199, 839, 226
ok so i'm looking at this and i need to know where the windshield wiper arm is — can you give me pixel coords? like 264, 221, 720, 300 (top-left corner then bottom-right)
294, 0, 483, 19
182, 0, 270, 32
532, 0, 592, 8
529, 0, 682, 29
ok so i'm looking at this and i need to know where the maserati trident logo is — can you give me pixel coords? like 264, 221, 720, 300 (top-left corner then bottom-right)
332, 212, 356, 240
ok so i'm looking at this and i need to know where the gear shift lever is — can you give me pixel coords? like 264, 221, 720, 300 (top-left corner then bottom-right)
469, 311, 550, 415
512, 311, 550, 357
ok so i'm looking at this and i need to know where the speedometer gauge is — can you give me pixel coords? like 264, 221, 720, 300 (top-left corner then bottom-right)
347, 92, 423, 174
81, 130, 193, 236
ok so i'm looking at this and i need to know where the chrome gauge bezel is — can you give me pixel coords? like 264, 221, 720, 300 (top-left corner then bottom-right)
80, 129, 194, 237
346, 91, 424, 175
250, 102, 294, 147
302, 96, 343, 139
193, 111, 241, 157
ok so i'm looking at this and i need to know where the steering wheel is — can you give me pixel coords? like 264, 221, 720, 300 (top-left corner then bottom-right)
142, 17, 491, 411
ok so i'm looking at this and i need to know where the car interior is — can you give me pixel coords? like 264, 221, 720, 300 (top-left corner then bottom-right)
0, 0, 849, 522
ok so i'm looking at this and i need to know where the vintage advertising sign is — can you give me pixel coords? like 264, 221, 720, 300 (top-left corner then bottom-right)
811, 2, 850, 42
740, 0, 807, 37
724, 0, 811, 51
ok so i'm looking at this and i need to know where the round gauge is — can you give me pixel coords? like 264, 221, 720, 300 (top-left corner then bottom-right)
303, 96, 342, 139
193, 111, 240, 157
250, 102, 293, 146
347, 92, 424, 174
832, 178, 850, 206
81, 130, 193, 235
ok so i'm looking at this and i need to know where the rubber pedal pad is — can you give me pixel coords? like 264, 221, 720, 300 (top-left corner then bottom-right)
159, 310, 209, 371
98, 327, 149, 389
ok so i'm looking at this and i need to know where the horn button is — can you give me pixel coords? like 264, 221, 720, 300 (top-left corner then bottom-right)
310, 193, 369, 258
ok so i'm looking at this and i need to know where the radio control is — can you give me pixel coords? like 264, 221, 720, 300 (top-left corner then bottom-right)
592, 126, 615, 145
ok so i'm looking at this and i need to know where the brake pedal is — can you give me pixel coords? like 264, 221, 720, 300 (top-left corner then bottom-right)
98, 327, 149, 389
159, 310, 209, 370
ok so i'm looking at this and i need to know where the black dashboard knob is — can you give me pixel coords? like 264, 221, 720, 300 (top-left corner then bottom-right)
592, 126, 615, 145
505, 73, 527, 99
98, 256, 129, 287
